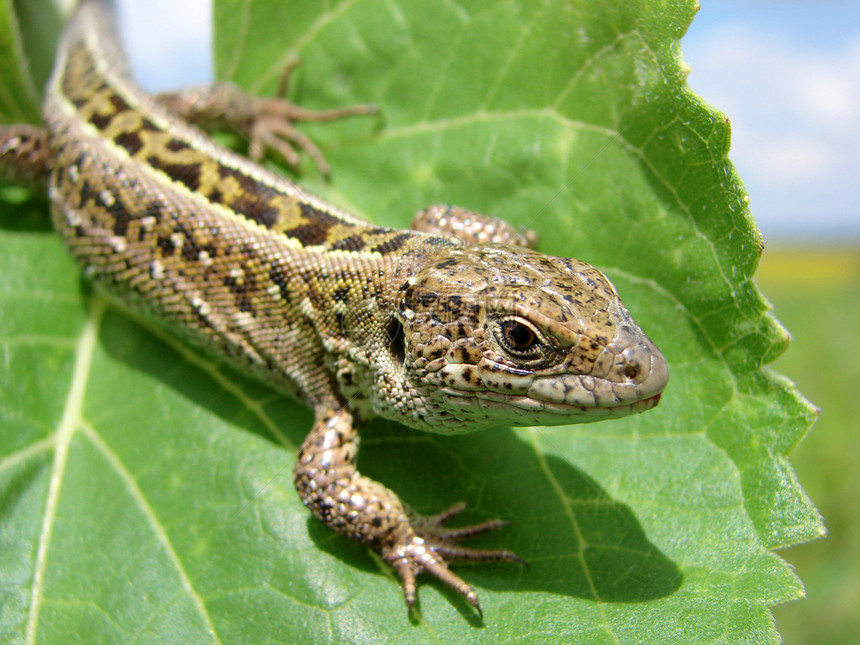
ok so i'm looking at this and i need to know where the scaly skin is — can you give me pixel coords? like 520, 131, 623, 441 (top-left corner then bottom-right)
0, 0, 668, 615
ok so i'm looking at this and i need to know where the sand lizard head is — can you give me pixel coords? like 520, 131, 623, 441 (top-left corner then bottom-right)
385, 244, 668, 432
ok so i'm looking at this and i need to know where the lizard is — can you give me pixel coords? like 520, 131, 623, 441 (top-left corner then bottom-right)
0, 0, 668, 615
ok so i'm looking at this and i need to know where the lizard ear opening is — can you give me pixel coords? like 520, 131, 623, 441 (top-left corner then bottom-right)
387, 317, 405, 365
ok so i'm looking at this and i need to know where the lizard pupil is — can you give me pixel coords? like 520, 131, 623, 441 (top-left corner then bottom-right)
501, 320, 537, 352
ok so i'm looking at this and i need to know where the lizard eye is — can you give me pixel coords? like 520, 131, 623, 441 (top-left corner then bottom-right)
495, 318, 543, 358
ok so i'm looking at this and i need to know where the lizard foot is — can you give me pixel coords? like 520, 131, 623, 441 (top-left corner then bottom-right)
156, 57, 377, 177
247, 56, 378, 176
294, 410, 523, 614
381, 502, 526, 615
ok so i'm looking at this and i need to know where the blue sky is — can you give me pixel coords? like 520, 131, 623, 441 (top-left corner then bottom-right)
684, 1, 859, 241
116, 0, 859, 241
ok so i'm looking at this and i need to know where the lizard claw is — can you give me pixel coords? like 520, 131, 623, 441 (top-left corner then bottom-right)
246, 56, 378, 176
381, 502, 525, 614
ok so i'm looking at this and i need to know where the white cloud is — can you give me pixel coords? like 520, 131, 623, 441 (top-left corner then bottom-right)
797, 60, 856, 124
684, 21, 860, 237
745, 133, 834, 184
116, 0, 212, 91
781, 37, 860, 132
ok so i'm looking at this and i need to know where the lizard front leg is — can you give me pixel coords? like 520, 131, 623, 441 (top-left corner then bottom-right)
411, 204, 539, 248
294, 406, 523, 614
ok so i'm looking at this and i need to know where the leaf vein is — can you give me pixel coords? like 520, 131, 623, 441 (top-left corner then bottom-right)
0, 437, 53, 476
80, 423, 223, 644
25, 296, 106, 645
251, 0, 362, 94
526, 428, 620, 644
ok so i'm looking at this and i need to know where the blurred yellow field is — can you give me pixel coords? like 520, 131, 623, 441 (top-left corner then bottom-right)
759, 244, 860, 645
757, 246, 860, 288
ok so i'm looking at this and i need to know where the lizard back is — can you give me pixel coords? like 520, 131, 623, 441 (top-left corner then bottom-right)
43, 0, 446, 407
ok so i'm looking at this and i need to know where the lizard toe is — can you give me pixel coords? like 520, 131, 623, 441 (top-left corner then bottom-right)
382, 505, 525, 613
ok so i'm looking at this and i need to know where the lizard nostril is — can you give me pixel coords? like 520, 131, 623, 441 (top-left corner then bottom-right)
621, 360, 640, 381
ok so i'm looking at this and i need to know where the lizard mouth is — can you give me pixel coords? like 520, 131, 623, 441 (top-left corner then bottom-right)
429, 338, 668, 426
438, 379, 663, 424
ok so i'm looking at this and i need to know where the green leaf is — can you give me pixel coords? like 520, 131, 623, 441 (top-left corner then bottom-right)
0, 0, 60, 123
1, 0, 824, 643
